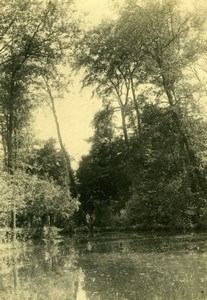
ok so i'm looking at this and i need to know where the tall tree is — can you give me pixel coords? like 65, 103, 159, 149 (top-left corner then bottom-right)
75, 0, 207, 229
0, 0, 75, 232
73, 22, 133, 145
40, 73, 73, 193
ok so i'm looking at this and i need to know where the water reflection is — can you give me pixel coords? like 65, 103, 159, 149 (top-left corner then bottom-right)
0, 233, 207, 299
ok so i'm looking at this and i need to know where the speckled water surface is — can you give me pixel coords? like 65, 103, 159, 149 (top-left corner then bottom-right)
0, 232, 207, 300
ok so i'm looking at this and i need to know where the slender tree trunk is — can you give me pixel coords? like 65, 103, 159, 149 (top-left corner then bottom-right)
110, 77, 129, 146
161, 74, 197, 166
43, 77, 72, 191
161, 73, 207, 222
120, 106, 129, 145
7, 71, 17, 242
7, 75, 15, 172
50, 94, 71, 189
130, 75, 143, 157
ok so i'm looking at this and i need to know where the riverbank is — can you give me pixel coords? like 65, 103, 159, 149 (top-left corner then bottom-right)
1, 223, 207, 243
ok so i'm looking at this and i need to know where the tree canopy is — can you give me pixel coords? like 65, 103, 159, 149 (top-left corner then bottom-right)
73, 0, 207, 230
1, 0, 207, 233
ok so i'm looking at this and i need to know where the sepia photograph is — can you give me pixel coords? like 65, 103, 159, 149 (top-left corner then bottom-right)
0, 0, 207, 299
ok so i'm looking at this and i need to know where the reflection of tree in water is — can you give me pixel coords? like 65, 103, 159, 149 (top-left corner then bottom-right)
77, 238, 207, 300
0, 239, 82, 299
1, 236, 207, 299
78, 251, 137, 300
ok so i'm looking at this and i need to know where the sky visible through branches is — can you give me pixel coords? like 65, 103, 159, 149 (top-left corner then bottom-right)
34, 0, 198, 169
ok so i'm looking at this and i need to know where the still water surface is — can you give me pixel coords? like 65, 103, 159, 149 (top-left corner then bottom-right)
0, 232, 207, 300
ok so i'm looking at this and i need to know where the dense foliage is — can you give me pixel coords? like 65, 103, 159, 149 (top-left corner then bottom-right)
0, 140, 79, 229
0, 0, 79, 233
1, 0, 207, 235
74, 0, 207, 230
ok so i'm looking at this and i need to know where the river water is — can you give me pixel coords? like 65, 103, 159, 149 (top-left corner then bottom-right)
0, 232, 207, 300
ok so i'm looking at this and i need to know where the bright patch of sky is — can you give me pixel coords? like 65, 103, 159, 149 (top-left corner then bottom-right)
34, 77, 102, 169
74, 0, 115, 26
34, 0, 113, 169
